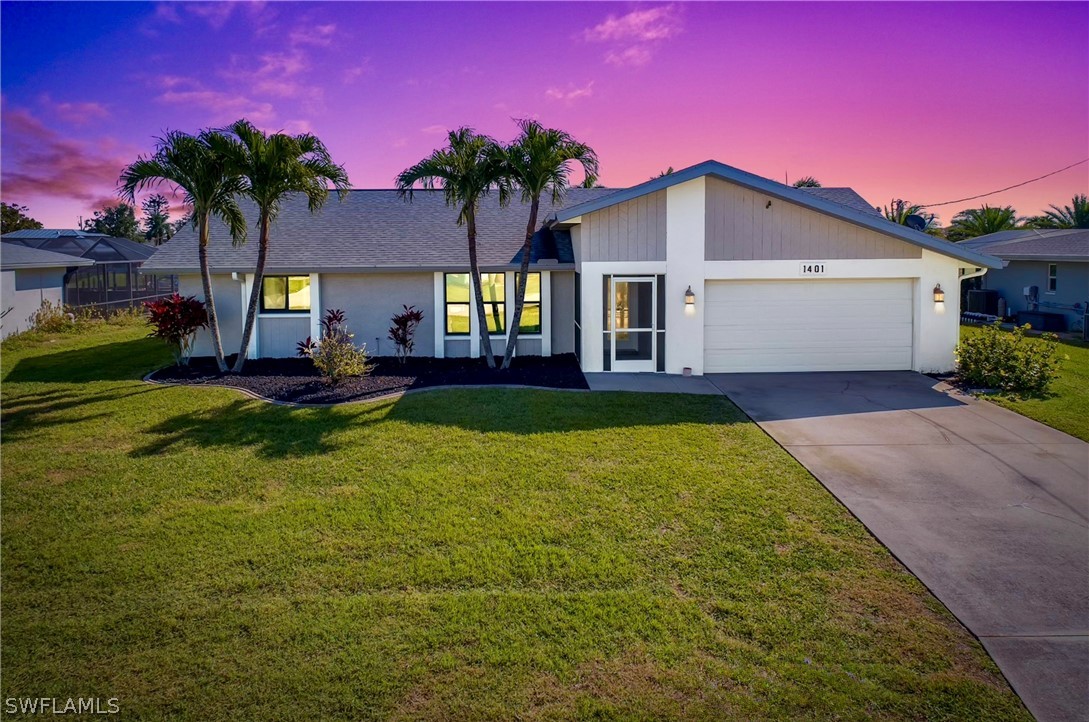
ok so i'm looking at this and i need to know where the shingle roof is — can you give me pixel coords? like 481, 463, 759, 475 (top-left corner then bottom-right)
0, 232, 157, 262
959, 228, 1089, 261
1, 242, 95, 270
798, 187, 881, 217
553, 160, 1002, 269
141, 188, 619, 274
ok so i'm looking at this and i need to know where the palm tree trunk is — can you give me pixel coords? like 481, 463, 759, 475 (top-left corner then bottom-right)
232, 212, 270, 373
467, 213, 496, 368
198, 215, 228, 373
501, 196, 539, 369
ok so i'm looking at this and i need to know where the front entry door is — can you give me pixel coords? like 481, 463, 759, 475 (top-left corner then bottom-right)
610, 276, 656, 372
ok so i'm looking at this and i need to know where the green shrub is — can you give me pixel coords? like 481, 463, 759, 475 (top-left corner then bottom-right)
27, 300, 76, 333
956, 322, 1063, 394
299, 309, 374, 385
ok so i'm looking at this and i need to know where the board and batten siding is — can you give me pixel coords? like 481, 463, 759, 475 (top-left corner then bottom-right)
580, 189, 667, 262
258, 316, 310, 358
704, 177, 920, 261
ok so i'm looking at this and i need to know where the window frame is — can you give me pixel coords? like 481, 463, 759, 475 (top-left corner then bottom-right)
1047, 263, 1058, 293
515, 271, 542, 335
260, 275, 312, 314
479, 272, 506, 335
444, 272, 471, 336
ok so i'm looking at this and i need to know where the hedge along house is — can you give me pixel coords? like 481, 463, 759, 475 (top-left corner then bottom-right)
140, 160, 1002, 374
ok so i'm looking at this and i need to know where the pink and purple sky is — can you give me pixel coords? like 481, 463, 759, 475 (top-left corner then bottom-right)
1, 1, 1086, 228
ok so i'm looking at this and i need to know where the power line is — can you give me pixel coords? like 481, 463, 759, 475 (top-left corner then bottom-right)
919, 158, 1088, 208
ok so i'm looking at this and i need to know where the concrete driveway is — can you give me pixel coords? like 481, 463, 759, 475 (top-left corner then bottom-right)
709, 371, 1088, 722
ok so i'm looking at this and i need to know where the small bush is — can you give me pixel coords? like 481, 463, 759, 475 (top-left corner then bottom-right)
298, 308, 373, 385
144, 294, 208, 366
27, 299, 76, 333
388, 305, 424, 363
957, 322, 1063, 394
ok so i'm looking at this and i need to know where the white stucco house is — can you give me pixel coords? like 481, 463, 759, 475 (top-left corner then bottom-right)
140, 160, 1001, 374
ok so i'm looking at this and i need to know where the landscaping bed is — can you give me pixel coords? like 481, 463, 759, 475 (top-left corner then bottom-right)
150, 353, 588, 404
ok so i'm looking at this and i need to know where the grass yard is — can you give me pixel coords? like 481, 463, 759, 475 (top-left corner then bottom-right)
1, 325, 1029, 720
960, 324, 1089, 441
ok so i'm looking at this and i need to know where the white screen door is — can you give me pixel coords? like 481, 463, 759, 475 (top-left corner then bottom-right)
610, 276, 656, 372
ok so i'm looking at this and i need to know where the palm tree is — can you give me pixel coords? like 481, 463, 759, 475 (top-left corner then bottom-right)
396, 128, 509, 367
1032, 194, 1089, 229
120, 130, 247, 373
882, 199, 939, 233
500, 120, 598, 370
946, 205, 1022, 242
216, 120, 350, 373
792, 176, 821, 188
651, 167, 674, 180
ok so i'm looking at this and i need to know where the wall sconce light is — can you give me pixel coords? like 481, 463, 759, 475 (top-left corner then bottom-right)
765, 200, 772, 209
685, 286, 695, 306
933, 283, 944, 303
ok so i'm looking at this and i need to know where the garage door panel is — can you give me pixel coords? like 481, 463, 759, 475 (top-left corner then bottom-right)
703, 279, 914, 373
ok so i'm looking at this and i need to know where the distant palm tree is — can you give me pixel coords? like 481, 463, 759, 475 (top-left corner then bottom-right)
882, 199, 939, 233
792, 176, 821, 188
1031, 194, 1089, 229
120, 130, 247, 373
215, 119, 350, 373
499, 119, 598, 370
651, 167, 675, 179
946, 205, 1023, 242
397, 128, 509, 367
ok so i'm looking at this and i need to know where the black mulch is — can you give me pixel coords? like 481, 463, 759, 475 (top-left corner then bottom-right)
149, 353, 589, 404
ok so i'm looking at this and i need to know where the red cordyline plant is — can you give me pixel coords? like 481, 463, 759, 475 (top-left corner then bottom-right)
144, 294, 208, 366
388, 305, 424, 363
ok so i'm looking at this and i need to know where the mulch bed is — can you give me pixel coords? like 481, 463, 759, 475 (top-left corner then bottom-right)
149, 353, 589, 404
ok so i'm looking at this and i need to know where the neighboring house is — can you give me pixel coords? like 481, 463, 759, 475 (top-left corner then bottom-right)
1, 229, 177, 313
1, 244, 93, 339
141, 160, 1000, 373
960, 228, 1089, 332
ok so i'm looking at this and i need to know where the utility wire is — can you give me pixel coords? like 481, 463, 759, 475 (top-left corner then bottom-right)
919, 158, 1088, 208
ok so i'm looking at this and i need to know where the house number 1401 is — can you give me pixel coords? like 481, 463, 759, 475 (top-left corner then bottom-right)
799, 263, 826, 275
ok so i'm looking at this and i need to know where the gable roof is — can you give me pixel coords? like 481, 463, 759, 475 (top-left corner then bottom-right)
1, 242, 94, 271
141, 188, 618, 274
552, 160, 1002, 269
1, 230, 156, 262
958, 228, 1089, 261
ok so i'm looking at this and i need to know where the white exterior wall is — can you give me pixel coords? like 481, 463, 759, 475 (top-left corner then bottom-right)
574, 176, 976, 375
665, 178, 706, 375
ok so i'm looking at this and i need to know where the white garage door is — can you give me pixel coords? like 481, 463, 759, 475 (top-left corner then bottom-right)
704, 279, 914, 373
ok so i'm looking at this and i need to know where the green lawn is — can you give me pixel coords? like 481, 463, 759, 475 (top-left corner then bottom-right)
1, 325, 1028, 720
960, 325, 1089, 441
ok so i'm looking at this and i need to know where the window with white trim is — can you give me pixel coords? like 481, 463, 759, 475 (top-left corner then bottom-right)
261, 275, 311, 312
515, 272, 541, 334
1047, 264, 1057, 293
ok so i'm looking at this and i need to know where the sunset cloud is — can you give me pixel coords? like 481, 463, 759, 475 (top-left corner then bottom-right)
581, 4, 682, 68
0, 104, 130, 209
154, 77, 275, 124
545, 81, 595, 104
38, 94, 110, 125
289, 23, 336, 47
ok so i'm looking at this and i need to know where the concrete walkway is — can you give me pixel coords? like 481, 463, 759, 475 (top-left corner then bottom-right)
584, 372, 722, 395
708, 371, 1088, 722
